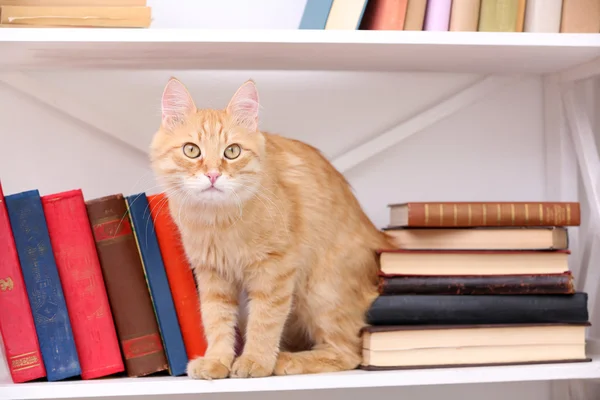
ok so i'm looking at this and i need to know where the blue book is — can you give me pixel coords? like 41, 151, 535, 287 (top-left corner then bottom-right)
299, 0, 334, 29
4, 190, 81, 381
125, 193, 188, 376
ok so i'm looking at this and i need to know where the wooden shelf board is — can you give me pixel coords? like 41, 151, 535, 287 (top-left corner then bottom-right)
0, 29, 599, 73
2, 356, 600, 399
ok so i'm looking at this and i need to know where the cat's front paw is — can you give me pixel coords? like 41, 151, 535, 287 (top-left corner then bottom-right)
230, 353, 275, 378
187, 357, 230, 380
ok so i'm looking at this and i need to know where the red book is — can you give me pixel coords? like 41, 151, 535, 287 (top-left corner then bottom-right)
147, 193, 207, 359
0, 182, 46, 383
41, 189, 124, 380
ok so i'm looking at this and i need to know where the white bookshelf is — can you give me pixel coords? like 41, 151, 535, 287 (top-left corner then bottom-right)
2, 357, 600, 400
0, 29, 599, 73
1, 28, 600, 399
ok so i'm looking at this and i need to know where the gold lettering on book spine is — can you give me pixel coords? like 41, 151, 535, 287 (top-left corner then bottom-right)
439, 204, 443, 225
567, 204, 571, 224
10, 352, 40, 371
511, 204, 515, 225
453, 204, 458, 226
539, 204, 543, 224
525, 204, 529, 224
483, 204, 487, 225
497, 204, 501, 225
0, 277, 13, 292
468, 204, 472, 225
424, 204, 429, 226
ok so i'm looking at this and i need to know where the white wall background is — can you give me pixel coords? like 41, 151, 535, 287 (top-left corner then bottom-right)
0, 1, 597, 399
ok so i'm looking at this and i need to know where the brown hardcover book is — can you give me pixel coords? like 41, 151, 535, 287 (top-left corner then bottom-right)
403, 0, 426, 30
0, 6, 151, 28
86, 194, 168, 377
384, 226, 568, 250
360, 0, 408, 30
560, 0, 600, 33
361, 323, 590, 370
449, 0, 481, 31
378, 272, 575, 295
378, 249, 570, 276
388, 202, 580, 227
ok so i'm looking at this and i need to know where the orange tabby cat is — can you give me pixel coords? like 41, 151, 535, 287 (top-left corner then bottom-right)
150, 78, 392, 379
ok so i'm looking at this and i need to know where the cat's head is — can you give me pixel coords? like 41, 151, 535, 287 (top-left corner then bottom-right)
150, 78, 265, 206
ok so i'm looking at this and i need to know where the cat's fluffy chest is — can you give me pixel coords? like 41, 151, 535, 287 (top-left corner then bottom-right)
179, 219, 277, 281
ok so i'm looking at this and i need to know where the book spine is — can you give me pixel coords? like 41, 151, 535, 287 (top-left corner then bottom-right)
403, 0, 426, 30
423, 0, 452, 31
86, 194, 168, 377
478, 0, 520, 31
367, 293, 589, 325
379, 274, 575, 295
361, 0, 408, 30
0, 6, 151, 28
126, 193, 188, 376
515, 0, 526, 31
5, 190, 80, 381
0, 0, 147, 5
147, 193, 207, 359
402, 202, 580, 227
299, 0, 334, 29
560, 0, 600, 33
524, 0, 562, 32
449, 0, 481, 31
0, 183, 46, 383
41, 190, 124, 380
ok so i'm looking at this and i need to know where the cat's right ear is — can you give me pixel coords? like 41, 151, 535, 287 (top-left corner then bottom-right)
161, 77, 196, 129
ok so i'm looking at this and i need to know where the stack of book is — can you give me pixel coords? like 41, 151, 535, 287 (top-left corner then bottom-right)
0, 0, 151, 28
299, 0, 600, 34
362, 201, 590, 371
0, 182, 206, 383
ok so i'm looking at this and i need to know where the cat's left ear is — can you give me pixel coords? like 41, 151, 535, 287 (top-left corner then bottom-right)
161, 77, 196, 128
226, 80, 259, 132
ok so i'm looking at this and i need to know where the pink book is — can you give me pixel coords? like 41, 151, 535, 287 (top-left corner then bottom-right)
424, 0, 452, 31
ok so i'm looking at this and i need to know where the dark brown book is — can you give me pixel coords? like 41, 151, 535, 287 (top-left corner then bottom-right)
388, 202, 581, 227
86, 194, 168, 377
378, 273, 575, 295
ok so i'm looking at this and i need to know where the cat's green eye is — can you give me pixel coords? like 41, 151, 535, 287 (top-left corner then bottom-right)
224, 144, 241, 160
183, 143, 201, 159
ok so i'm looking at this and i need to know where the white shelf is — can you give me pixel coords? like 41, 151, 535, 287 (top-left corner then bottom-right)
2, 357, 600, 400
1, 29, 600, 73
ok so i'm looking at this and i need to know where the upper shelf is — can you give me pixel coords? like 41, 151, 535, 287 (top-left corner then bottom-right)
0, 28, 600, 74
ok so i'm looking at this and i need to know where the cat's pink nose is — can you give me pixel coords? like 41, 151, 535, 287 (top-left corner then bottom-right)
205, 172, 221, 185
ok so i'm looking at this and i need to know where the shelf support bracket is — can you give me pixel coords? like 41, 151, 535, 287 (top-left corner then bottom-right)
0, 72, 148, 158
561, 82, 600, 320
332, 75, 520, 173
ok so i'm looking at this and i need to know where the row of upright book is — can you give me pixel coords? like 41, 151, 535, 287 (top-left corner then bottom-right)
0, 0, 151, 28
361, 201, 589, 370
0, 182, 205, 383
301, 0, 600, 33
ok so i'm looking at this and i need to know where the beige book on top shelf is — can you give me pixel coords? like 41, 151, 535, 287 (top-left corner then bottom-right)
560, 0, 600, 33
449, 0, 481, 31
403, 0, 426, 30
0, 5, 151, 27
0, 0, 146, 5
524, 0, 563, 33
